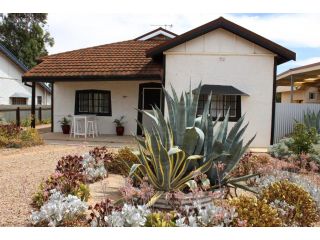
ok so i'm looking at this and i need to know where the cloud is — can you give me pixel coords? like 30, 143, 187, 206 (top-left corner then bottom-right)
226, 14, 320, 48
46, 13, 320, 54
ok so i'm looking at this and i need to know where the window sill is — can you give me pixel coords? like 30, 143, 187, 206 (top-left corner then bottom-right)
76, 113, 112, 117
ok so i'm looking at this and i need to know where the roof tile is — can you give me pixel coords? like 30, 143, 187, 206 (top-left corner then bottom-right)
23, 40, 164, 80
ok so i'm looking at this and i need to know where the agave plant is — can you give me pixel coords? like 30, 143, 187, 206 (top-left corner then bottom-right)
130, 112, 212, 206
301, 109, 320, 133
139, 83, 256, 192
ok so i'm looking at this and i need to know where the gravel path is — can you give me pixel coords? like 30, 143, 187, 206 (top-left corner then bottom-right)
0, 144, 92, 226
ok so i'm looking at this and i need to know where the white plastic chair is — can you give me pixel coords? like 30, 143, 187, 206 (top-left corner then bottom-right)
87, 120, 96, 138
71, 117, 85, 138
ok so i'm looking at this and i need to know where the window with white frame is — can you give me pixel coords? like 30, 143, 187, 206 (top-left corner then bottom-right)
197, 94, 241, 121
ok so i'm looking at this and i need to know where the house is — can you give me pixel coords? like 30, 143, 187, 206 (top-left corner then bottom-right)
22, 17, 295, 147
0, 43, 51, 106
277, 62, 320, 103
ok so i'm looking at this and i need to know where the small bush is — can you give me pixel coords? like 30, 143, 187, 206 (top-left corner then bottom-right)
291, 123, 317, 155
260, 180, 318, 226
19, 128, 43, 146
109, 147, 139, 176
231, 152, 270, 177
229, 196, 282, 227
269, 138, 294, 159
21, 117, 32, 127
145, 212, 176, 227
41, 118, 51, 124
0, 124, 42, 148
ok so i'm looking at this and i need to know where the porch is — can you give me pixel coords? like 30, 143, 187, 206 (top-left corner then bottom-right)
41, 132, 136, 148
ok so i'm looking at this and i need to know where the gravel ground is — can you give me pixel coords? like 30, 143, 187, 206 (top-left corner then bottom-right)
0, 144, 93, 226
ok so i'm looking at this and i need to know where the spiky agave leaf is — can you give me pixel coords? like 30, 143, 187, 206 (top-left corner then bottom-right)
136, 83, 255, 196
130, 120, 212, 198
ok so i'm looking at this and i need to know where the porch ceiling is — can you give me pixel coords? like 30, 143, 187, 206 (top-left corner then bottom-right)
277, 62, 320, 87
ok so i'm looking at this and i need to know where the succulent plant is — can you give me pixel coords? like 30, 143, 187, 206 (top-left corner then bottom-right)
130, 115, 212, 205
138, 83, 256, 193
145, 211, 176, 227
30, 189, 88, 227
229, 195, 282, 227
301, 109, 320, 133
260, 180, 318, 226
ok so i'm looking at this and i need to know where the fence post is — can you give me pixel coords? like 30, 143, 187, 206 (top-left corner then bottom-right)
38, 107, 42, 123
16, 107, 20, 126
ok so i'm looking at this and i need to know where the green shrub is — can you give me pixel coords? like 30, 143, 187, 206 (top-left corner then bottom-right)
291, 123, 317, 155
302, 109, 320, 133
41, 118, 51, 124
229, 195, 282, 227
21, 117, 32, 127
261, 180, 318, 226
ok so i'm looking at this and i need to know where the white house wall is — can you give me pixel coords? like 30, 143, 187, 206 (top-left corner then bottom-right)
164, 28, 276, 147
0, 52, 31, 104
35, 84, 51, 105
0, 52, 51, 105
53, 81, 160, 135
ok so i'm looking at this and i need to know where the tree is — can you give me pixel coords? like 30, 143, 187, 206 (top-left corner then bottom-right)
0, 13, 54, 68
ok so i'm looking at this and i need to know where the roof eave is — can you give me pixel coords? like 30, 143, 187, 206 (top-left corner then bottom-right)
0, 43, 29, 72
22, 74, 162, 83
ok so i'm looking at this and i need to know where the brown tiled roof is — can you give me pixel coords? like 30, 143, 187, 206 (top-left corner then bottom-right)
23, 40, 164, 81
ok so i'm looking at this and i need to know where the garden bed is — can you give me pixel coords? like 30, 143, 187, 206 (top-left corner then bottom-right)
0, 144, 97, 226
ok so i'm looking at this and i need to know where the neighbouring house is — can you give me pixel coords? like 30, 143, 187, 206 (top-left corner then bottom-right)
0, 43, 51, 106
22, 17, 295, 147
277, 62, 320, 103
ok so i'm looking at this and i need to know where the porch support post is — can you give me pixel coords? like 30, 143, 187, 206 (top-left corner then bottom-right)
290, 74, 294, 103
51, 82, 54, 132
31, 81, 36, 128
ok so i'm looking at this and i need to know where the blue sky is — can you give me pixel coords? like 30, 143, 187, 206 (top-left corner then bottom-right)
229, 13, 320, 74
47, 13, 320, 75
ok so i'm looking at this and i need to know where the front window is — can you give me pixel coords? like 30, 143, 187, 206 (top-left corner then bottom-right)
37, 96, 42, 105
309, 92, 316, 100
197, 94, 241, 121
75, 90, 111, 116
11, 97, 27, 105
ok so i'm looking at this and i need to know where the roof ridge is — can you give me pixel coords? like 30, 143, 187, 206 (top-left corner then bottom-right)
134, 27, 178, 40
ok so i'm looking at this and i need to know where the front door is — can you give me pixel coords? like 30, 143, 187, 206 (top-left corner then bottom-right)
137, 82, 162, 135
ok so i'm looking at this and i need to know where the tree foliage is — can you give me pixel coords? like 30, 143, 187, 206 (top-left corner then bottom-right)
0, 13, 54, 68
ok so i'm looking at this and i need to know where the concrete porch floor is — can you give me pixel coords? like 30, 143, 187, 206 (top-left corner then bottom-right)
41, 132, 268, 152
41, 132, 137, 148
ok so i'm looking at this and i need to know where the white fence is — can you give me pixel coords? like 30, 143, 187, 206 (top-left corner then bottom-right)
274, 103, 320, 143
